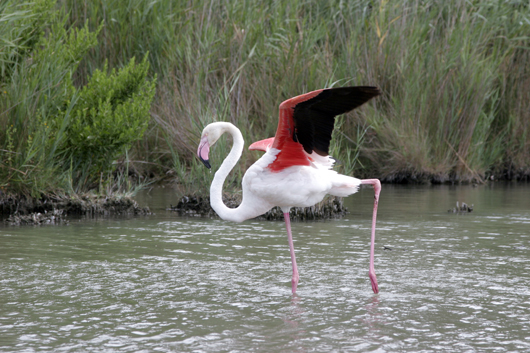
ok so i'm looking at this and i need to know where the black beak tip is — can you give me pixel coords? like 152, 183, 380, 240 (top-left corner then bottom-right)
199, 157, 211, 169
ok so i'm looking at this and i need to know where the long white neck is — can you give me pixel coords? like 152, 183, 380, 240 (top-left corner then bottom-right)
209, 123, 250, 223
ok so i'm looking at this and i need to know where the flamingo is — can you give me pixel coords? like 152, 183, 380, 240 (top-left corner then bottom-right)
197, 86, 382, 294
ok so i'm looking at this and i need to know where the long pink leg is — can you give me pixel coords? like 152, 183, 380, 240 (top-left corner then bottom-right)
283, 212, 299, 294
360, 179, 381, 294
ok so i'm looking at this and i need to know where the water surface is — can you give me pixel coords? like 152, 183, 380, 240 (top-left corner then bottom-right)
1, 184, 529, 352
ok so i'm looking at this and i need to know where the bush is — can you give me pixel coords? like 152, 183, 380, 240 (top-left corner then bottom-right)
60, 55, 156, 190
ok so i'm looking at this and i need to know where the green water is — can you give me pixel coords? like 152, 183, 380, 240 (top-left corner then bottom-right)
1, 184, 529, 352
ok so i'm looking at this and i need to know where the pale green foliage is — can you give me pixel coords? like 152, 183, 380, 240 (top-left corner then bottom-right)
61, 55, 156, 189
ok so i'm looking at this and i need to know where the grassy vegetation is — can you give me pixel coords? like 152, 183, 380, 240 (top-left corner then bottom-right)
0, 0, 156, 198
2, 0, 530, 202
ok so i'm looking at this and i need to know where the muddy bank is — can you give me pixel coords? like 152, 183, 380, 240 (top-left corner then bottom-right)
5, 209, 69, 226
1, 193, 150, 225
169, 194, 348, 221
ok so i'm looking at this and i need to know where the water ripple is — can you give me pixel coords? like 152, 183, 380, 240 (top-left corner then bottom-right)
2, 185, 530, 352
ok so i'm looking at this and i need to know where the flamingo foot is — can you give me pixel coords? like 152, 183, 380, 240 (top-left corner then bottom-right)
369, 270, 379, 294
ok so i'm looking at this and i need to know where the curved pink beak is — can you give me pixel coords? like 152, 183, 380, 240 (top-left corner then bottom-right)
197, 135, 211, 169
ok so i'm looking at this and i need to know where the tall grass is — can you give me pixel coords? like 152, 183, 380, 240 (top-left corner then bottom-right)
3, 0, 530, 200
345, 1, 530, 182
73, 0, 528, 185
0, 0, 80, 196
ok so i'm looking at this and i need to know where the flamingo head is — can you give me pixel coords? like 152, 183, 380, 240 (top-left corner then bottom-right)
197, 122, 227, 169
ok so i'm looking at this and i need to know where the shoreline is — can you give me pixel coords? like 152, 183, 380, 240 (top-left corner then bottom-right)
1, 193, 151, 226
169, 194, 348, 221
1, 191, 347, 225
3, 179, 528, 225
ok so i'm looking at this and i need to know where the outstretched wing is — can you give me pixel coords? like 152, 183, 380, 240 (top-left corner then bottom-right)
293, 86, 381, 156
267, 86, 381, 172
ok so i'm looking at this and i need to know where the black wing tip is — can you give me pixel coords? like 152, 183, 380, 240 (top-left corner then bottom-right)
293, 85, 382, 157
326, 85, 382, 98
359, 85, 382, 95
358, 86, 382, 98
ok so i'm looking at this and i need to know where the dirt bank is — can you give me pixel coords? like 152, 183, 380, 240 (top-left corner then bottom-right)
1, 190, 347, 225
1, 192, 150, 225
169, 194, 348, 221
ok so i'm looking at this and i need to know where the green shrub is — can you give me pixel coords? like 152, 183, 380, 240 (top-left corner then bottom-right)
60, 55, 156, 190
